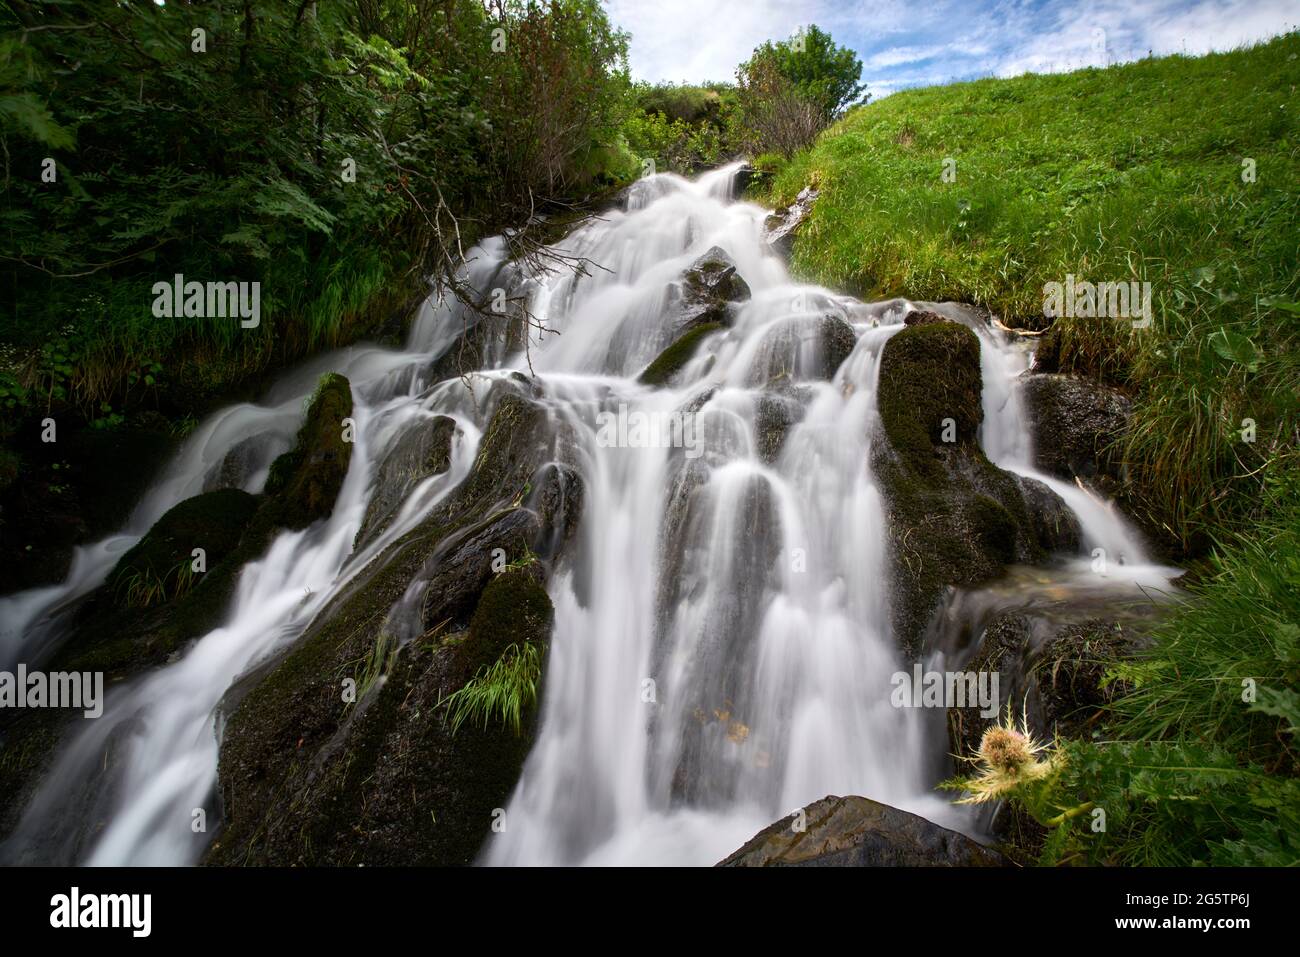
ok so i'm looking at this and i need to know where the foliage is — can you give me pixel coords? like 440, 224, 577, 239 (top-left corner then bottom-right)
440, 641, 543, 736
0, 0, 632, 433
621, 82, 738, 174
763, 35, 1300, 549
734, 24, 864, 157
739, 24, 864, 120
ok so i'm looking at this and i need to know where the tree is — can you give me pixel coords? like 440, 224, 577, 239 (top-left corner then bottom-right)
734, 25, 865, 157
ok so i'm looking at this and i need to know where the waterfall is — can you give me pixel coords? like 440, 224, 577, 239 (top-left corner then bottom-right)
0, 162, 1171, 866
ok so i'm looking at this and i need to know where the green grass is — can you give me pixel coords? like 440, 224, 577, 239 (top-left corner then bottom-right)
763, 34, 1300, 550
1029, 482, 1300, 866
440, 641, 543, 737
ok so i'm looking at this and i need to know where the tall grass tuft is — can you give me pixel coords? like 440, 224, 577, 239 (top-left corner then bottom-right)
440, 641, 544, 737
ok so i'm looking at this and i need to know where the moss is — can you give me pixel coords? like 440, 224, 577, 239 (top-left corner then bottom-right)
263, 372, 353, 530
638, 323, 721, 386
459, 567, 553, 676
54, 488, 265, 677
209, 390, 558, 865
876, 322, 983, 480
108, 488, 258, 606
873, 321, 1044, 650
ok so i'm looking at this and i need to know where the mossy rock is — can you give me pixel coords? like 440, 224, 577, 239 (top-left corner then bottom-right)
207, 520, 554, 866
677, 246, 751, 328
639, 323, 721, 386
263, 372, 353, 530
746, 314, 856, 386
459, 567, 553, 675
355, 414, 459, 550
107, 488, 258, 607
753, 393, 804, 464
873, 321, 1046, 650
877, 322, 983, 478
209, 390, 563, 865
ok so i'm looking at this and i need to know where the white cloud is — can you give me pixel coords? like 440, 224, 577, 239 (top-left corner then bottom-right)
604, 0, 1297, 92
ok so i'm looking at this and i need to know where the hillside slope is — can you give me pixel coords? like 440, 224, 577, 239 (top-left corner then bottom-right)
766, 34, 1300, 551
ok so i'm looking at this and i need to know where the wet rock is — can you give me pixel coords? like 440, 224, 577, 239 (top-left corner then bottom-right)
1015, 475, 1082, 554
210, 391, 561, 865
262, 373, 354, 530
754, 393, 805, 465
677, 246, 751, 329
208, 563, 554, 867
528, 462, 585, 561
355, 415, 459, 550
419, 507, 544, 635
873, 322, 1045, 651
107, 488, 259, 608
1021, 373, 1130, 482
719, 794, 1009, 866
639, 323, 721, 386
747, 314, 856, 386
202, 433, 280, 493
764, 186, 818, 258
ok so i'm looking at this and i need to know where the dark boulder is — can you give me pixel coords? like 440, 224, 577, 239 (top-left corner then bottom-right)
355, 415, 459, 550
1021, 373, 1130, 483
718, 794, 1008, 866
873, 322, 1045, 651
262, 373, 354, 530
1015, 475, 1082, 554
676, 246, 751, 330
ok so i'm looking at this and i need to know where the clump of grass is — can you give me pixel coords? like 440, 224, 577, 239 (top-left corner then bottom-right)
440, 641, 543, 737
353, 630, 399, 704
114, 558, 198, 608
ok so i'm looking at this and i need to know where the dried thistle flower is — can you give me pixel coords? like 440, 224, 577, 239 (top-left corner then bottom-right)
956, 707, 1057, 804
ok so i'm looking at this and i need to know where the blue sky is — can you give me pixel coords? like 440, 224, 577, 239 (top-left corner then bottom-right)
605, 0, 1298, 96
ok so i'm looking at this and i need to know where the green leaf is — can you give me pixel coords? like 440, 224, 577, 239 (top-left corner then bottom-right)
1208, 328, 1260, 371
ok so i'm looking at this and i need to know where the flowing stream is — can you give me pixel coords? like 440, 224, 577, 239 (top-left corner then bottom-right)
0, 163, 1172, 866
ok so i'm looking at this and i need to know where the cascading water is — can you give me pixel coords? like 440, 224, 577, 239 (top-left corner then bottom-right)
0, 162, 1171, 866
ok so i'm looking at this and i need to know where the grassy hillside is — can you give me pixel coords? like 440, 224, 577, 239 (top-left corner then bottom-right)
764, 34, 1300, 552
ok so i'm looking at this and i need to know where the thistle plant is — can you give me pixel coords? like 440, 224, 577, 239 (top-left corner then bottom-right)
942, 705, 1067, 822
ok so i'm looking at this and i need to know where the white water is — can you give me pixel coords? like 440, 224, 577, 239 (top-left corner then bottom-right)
1, 163, 1171, 866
